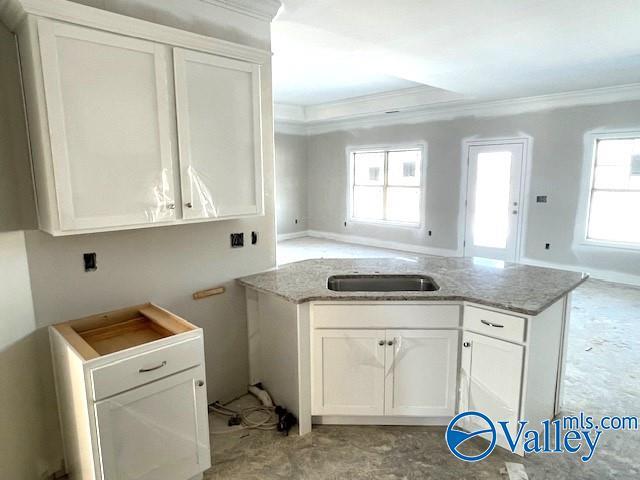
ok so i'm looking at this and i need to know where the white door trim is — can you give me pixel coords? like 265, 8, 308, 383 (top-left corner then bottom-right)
459, 136, 532, 263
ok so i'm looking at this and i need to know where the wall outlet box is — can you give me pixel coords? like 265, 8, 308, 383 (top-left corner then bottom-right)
536, 195, 548, 203
230, 233, 244, 248
83, 252, 97, 271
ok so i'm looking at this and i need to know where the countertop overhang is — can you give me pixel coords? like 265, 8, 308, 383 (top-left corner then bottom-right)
237, 257, 589, 316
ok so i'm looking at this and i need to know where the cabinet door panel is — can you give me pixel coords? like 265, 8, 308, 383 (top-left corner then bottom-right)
384, 329, 459, 416
460, 332, 523, 436
38, 19, 176, 231
94, 367, 210, 480
174, 48, 263, 219
312, 329, 385, 415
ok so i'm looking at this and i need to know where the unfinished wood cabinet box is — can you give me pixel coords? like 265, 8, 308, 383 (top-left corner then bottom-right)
50, 303, 211, 480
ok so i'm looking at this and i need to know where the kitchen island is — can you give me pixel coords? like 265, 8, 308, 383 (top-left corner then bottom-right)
238, 257, 587, 453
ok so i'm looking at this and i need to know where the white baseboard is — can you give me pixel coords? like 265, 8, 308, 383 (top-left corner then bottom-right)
521, 257, 640, 287
306, 229, 461, 257
277, 230, 310, 242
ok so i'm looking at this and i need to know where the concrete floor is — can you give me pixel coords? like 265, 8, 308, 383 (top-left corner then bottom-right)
205, 237, 640, 479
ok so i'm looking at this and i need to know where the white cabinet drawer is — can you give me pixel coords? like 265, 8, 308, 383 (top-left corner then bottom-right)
463, 305, 526, 343
90, 336, 203, 400
312, 304, 460, 329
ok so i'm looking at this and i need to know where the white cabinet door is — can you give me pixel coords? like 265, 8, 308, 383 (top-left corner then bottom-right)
94, 367, 210, 480
459, 332, 523, 437
173, 48, 263, 220
384, 329, 459, 416
312, 329, 385, 415
37, 19, 176, 231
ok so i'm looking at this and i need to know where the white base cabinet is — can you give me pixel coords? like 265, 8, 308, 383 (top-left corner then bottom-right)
246, 293, 572, 456
311, 305, 460, 419
49, 304, 211, 480
459, 331, 524, 440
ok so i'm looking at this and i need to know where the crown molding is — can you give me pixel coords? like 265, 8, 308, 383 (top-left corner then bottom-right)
274, 103, 305, 123
304, 85, 465, 123
274, 121, 307, 135
0, 0, 271, 63
275, 83, 640, 136
199, 0, 282, 21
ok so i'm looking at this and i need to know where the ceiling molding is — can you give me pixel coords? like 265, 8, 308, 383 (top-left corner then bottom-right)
304, 85, 465, 122
274, 103, 305, 123
274, 121, 307, 135
198, 0, 281, 21
276, 83, 640, 136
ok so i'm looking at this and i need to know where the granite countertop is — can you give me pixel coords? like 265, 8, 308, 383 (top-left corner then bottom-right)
237, 257, 589, 315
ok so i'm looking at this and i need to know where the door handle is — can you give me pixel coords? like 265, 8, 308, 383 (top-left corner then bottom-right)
481, 319, 504, 328
138, 361, 167, 373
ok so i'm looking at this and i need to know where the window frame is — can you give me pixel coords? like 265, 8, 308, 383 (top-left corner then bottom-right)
347, 144, 426, 228
577, 130, 640, 251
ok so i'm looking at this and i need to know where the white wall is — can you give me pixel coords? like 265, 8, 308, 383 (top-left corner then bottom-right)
275, 132, 308, 235
0, 232, 60, 479
0, 1, 277, 477
297, 100, 640, 280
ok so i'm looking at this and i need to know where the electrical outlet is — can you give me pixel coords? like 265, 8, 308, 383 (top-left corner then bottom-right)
83, 252, 97, 272
545, 243, 551, 250
230, 233, 244, 248
428, 230, 432, 237
536, 195, 548, 203
295, 219, 298, 224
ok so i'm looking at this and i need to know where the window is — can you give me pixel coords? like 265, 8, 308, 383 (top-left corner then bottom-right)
586, 136, 640, 246
350, 147, 423, 226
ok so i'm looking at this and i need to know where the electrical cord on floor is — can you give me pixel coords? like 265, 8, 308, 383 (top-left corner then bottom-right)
209, 401, 278, 434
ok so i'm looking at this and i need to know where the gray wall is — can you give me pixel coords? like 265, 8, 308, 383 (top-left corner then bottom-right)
0, 24, 36, 232
0, 3, 276, 477
275, 132, 308, 235
305, 100, 640, 277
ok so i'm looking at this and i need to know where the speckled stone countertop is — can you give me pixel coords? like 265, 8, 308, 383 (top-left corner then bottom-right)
237, 257, 588, 315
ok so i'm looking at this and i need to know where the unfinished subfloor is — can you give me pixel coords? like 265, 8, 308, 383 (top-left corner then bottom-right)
204, 237, 640, 479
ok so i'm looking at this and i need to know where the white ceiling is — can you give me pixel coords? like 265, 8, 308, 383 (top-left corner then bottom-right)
272, 0, 640, 107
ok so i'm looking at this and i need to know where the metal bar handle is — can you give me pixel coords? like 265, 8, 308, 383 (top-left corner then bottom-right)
481, 319, 504, 328
139, 361, 167, 373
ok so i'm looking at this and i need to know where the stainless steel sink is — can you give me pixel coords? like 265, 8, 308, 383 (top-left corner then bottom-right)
327, 274, 439, 292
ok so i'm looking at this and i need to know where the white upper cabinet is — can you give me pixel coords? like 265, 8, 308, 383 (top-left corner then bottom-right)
38, 20, 176, 231
17, 13, 269, 235
173, 48, 263, 220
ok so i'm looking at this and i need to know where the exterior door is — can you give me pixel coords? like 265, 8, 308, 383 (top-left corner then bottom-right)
38, 19, 176, 231
173, 47, 263, 220
94, 367, 210, 480
384, 329, 459, 416
464, 142, 524, 262
312, 329, 385, 415
459, 332, 523, 439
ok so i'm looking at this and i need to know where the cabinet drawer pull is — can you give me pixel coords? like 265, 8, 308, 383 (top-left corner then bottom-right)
139, 361, 167, 373
378, 340, 385, 346
481, 319, 504, 328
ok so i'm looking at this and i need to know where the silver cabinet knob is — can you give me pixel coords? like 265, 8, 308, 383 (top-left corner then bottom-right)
387, 340, 394, 346
166, 203, 176, 209
463, 341, 471, 348
185, 202, 193, 208
378, 340, 385, 346
196, 380, 205, 387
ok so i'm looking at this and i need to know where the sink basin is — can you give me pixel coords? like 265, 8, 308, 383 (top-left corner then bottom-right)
327, 274, 439, 292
